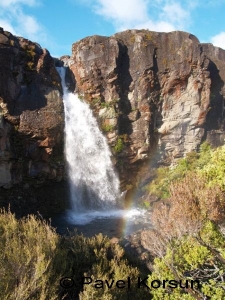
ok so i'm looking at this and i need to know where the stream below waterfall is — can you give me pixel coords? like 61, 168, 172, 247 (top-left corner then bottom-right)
55, 67, 151, 238
52, 208, 152, 238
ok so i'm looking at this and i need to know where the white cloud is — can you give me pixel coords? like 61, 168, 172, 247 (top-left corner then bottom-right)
94, 0, 149, 25
83, 0, 196, 33
211, 32, 225, 50
0, 0, 47, 43
22, 15, 40, 35
160, 2, 190, 29
0, 19, 16, 34
13, 7, 46, 40
0, 0, 38, 7
136, 20, 175, 32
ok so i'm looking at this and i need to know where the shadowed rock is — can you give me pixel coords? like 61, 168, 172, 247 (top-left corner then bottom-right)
0, 28, 64, 213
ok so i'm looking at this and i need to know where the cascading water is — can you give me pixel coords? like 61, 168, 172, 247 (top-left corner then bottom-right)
57, 67, 120, 213
54, 67, 148, 234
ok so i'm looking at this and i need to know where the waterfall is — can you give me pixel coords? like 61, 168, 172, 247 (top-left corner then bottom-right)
57, 67, 120, 213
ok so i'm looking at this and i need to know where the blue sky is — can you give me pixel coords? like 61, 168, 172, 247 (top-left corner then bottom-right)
0, 0, 225, 57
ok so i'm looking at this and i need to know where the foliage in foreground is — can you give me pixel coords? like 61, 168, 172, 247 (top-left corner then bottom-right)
2, 142, 225, 299
142, 143, 225, 299
0, 209, 148, 300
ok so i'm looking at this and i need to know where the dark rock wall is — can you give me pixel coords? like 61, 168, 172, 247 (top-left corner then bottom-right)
0, 28, 65, 215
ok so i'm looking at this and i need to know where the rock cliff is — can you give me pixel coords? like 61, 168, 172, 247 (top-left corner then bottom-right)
67, 30, 225, 191
0, 28, 65, 215
1, 28, 225, 212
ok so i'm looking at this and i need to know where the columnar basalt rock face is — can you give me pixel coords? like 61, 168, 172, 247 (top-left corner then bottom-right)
0, 28, 64, 191
68, 30, 225, 190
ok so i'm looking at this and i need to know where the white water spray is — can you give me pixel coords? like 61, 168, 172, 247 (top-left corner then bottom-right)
57, 67, 120, 212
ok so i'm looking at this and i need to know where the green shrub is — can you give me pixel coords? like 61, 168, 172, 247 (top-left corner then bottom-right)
90, 97, 101, 108
78, 235, 148, 300
147, 142, 212, 199
199, 144, 225, 190
144, 141, 225, 299
0, 209, 60, 300
0, 211, 148, 299
140, 201, 151, 209
101, 123, 114, 132
147, 224, 225, 299
100, 102, 111, 109
26, 61, 35, 71
114, 138, 124, 153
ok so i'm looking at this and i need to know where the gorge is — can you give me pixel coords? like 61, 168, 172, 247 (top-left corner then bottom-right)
1, 27, 225, 219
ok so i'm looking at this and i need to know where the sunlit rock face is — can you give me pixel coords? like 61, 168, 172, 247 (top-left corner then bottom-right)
0, 28, 64, 191
68, 30, 225, 190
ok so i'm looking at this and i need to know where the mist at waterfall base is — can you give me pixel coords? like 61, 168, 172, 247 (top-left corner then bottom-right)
55, 67, 150, 237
